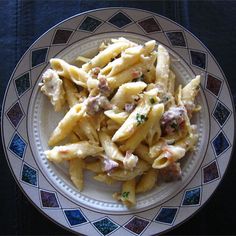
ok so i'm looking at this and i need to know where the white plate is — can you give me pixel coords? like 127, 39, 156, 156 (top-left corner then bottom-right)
2, 8, 235, 235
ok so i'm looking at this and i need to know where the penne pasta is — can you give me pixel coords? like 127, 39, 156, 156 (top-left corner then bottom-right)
99, 131, 125, 161
136, 169, 158, 193
45, 141, 103, 163
69, 158, 84, 191
156, 44, 170, 91
48, 103, 84, 146
120, 103, 164, 151
40, 38, 201, 206
110, 81, 147, 109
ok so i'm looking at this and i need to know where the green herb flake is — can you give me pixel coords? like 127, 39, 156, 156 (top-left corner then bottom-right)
149, 97, 156, 104
136, 113, 148, 125
160, 95, 169, 104
170, 122, 179, 131
122, 191, 130, 199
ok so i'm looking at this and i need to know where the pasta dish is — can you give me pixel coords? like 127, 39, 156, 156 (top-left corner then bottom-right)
39, 38, 201, 206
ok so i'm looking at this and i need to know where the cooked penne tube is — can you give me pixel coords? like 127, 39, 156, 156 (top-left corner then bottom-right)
48, 103, 84, 146
99, 131, 125, 161
108, 159, 150, 181
152, 145, 186, 169
50, 58, 88, 88
93, 173, 116, 185
77, 116, 99, 143
136, 169, 158, 193
112, 100, 151, 142
45, 141, 103, 163
156, 44, 170, 91
85, 159, 103, 173
101, 40, 156, 77
63, 79, 80, 108
168, 70, 176, 95
104, 110, 129, 124
120, 103, 164, 151
120, 179, 136, 206
110, 81, 147, 109
134, 144, 153, 164
107, 53, 156, 90
181, 75, 201, 114
69, 158, 84, 191
82, 41, 133, 72
146, 103, 164, 146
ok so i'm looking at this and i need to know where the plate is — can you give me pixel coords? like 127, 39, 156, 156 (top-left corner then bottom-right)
1, 8, 235, 235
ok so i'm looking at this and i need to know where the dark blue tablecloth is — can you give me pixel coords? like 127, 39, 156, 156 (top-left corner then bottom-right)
0, 1, 236, 235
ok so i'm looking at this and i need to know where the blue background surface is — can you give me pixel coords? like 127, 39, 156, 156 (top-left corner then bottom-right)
0, 1, 236, 235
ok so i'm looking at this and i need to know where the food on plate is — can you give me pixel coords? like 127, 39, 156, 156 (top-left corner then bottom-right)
39, 37, 201, 207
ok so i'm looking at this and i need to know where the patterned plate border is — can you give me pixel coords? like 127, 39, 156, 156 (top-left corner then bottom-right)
1, 8, 235, 235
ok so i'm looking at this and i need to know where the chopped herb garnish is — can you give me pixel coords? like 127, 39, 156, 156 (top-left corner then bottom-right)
149, 97, 156, 104
170, 122, 179, 131
160, 95, 169, 104
122, 191, 130, 198
136, 113, 148, 125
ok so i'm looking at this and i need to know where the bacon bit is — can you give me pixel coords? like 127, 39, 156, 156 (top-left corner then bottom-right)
98, 76, 111, 96
161, 106, 186, 135
131, 70, 142, 79
160, 162, 182, 182
86, 95, 112, 116
59, 149, 69, 154
124, 103, 136, 113
103, 158, 119, 172
90, 67, 101, 78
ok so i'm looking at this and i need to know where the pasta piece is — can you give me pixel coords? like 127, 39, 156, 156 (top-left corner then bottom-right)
82, 41, 133, 72
136, 169, 158, 193
156, 44, 170, 91
75, 55, 91, 63
48, 103, 85, 146
149, 139, 165, 159
175, 125, 198, 151
120, 103, 164, 152
85, 159, 103, 173
39, 69, 65, 112
146, 103, 164, 146
104, 110, 129, 124
45, 141, 103, 163
120, 179, 136, 206
181, 75, 201, 114
50, 58, 88, 88
99, 131, 125, 161
69, 158, 84, 191
107, 53, 156, 90
152, 145, 186, 169
77, 116, 99, 143
101, 40, 156, 77
94, 173, 116, 185
134, 144, 153, 164
112, 100, 151, 142
73, 125, 87, 141
108, 159, 150, 181
68, 132, 80, 143
144, 65, 156, 84
168, 70, 176, 95
63, 79, 80, 107
106, 119, 120, 131
110, 81, 147, 109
